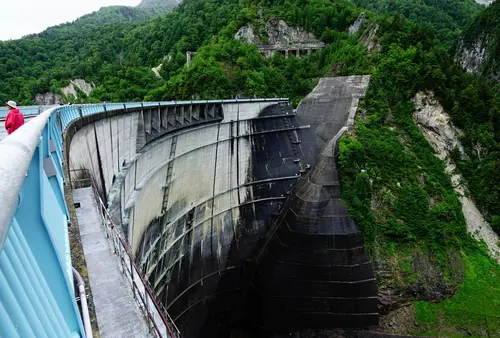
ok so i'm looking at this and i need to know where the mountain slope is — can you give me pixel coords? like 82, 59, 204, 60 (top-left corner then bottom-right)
357, 0, 483, 47
454, 0, 500, 81
137, 0, 181, 10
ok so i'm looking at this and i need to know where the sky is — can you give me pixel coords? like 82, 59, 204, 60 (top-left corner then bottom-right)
0, 0, 141, 41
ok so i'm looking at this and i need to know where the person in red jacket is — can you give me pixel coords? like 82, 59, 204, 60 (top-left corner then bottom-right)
4, 100, 24, 135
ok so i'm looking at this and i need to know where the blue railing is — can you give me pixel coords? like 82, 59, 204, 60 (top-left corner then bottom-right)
0, 98, 288, 338
0, 108, 84, 338
0, 105, 55, 118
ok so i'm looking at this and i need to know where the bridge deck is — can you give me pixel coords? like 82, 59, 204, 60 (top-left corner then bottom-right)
73, 187, 151, 338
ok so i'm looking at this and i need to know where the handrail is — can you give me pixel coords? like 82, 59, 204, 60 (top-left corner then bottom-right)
0, 108, 54, 251
89, 174, 181, 338
73, 267, 93, 338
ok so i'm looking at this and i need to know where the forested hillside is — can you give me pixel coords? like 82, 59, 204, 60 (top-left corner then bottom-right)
455, 0, 500, 80
3, 0, 500, 335
138, 0, 181, 10
357, 0, 484, 46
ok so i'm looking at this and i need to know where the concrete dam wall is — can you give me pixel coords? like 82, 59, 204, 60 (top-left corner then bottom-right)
66, 76, 375, 337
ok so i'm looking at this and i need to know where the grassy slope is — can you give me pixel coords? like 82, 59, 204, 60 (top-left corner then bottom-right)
414, 252, 500, 336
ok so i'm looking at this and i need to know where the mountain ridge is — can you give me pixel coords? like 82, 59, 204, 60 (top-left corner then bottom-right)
137, 0, 181, 10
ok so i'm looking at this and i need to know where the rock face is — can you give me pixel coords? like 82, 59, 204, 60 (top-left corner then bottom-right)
413, 91, 500, 263
61, 79, 95, 99
152, 63, 163, 78
359, 23, 381, 53
454, 0, 500, 81
413, 92, 465, 162
374, 249, 463, 314
35, 78, 95, 104
455, 38, 489, 74
349, 12, 366, 35
475, 0, 493, 4
34, 92, 62, 105
234, 23, 259, 44
235, 18, 321, 46
266, 17, 318, 44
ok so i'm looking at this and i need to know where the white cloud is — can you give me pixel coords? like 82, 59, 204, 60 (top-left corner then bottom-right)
0, 0, 141, 41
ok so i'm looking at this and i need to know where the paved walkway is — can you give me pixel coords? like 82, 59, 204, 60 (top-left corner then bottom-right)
73, 187, 151, 338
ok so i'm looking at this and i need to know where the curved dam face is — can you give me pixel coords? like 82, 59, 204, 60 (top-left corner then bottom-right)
67, 99, 313, 336
67, 76, 375, 337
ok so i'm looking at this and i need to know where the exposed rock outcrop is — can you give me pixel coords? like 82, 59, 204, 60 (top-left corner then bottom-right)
235, 18, 321, 46
475, 0, 493, 5
454, 0, 500, 81
35, 78, 95, 104
359, 23, 381, 53
455, 37, 489, 74
34, 92, 62, 105
266, 17, 318, 45
374, 249, 463, 313
349, 12, 366, 35
413, 91, 500, 263
152, 63, 163, 78
413, 92, 465, 162
62, 79, 95, 98
235, 23, 259, 44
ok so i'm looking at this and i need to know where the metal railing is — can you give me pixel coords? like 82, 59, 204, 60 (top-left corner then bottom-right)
0, 105, 56, 119
84, 171, 181, 338
0, 108, 86, 337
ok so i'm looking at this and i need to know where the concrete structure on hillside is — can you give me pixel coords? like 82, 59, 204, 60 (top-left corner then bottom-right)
257, 42, 325, 58
66, 98, 311, 336
186, 51, 197, 67
249, 76, 378, 331
65, 76, 374, 337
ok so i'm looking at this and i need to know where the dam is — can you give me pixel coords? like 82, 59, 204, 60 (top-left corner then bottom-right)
65, 75, 376, 336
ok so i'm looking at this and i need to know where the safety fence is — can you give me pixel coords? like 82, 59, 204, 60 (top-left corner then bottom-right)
71, 169, 181, 338
0, 105, 55, 118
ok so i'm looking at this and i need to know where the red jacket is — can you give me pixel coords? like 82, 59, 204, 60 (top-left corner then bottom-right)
5, 109, 25, 135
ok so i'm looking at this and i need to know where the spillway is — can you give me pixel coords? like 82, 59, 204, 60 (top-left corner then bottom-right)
66, 76, 375, 337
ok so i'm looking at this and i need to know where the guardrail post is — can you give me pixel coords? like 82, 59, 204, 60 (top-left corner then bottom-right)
130, 255, 135, 298
146, 295, 151, 334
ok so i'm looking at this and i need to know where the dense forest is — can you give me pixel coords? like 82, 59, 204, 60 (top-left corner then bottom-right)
2, 0, 500, 335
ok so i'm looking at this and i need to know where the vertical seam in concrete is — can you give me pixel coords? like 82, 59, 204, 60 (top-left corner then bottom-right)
236, 104, 241, 205
210, 123, 221, 262
84, 126, 97, 187
93, 124, 108, 205
116, 118, 120, 172
109, 117, 114, 177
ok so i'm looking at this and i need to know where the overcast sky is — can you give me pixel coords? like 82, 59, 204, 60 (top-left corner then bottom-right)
0, 0, 141, 41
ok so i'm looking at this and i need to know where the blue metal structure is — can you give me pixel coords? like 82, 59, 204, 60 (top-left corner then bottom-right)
0, 108, 83, 338
0, 99, 287, 338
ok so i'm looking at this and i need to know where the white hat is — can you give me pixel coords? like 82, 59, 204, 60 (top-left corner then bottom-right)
5, 100, 17, 109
